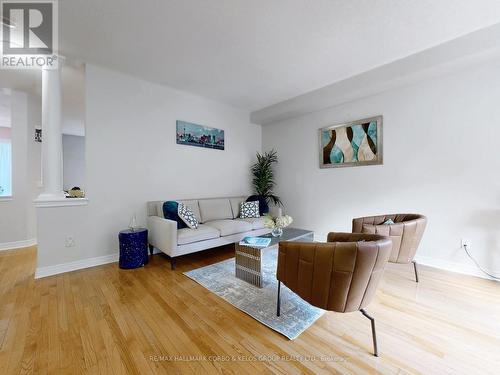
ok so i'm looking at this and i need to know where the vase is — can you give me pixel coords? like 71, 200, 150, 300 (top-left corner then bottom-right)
271, 227, 283, 237
129, 214, 137, 231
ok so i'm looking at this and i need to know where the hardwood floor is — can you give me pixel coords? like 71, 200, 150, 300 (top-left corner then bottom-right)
0, 246, 499, 374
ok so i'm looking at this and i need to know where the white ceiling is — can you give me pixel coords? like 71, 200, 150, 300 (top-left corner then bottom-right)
59, 0, 500, 111
252, 23, 500, 124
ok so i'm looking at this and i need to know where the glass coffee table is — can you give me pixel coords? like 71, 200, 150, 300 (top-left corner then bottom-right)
235, 227, 314, 288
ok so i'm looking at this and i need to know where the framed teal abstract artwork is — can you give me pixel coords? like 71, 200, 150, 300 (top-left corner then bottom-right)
319, 116, 383, 168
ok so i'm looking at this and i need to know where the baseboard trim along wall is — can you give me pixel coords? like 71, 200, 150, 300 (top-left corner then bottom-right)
35, 253, 119, 279
33, 249, 498, 281
34, 248, 163, 279
415, 255, 500, 281
0, 238, 37, 251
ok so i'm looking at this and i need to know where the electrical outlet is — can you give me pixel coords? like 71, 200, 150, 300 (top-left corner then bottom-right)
461, 238, 470, 249
65, 236, 75, 247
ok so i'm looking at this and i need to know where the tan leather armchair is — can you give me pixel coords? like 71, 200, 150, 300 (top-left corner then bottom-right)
352, 214, 427, 282
276, 233, 392, 356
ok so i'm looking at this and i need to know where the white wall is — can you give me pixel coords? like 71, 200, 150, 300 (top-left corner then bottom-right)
26, 93, 42, 239
0, 91, 41, 247
63, 134, 85, 190
263, 59, 500, 277
36, 64, 261, 271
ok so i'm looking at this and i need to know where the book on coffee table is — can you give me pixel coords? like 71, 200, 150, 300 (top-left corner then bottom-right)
239, 236, 272, 248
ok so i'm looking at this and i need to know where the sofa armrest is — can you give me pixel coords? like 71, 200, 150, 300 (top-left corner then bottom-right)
147, 216, 177, 256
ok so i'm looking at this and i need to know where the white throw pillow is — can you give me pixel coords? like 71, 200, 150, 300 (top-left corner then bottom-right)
178, 203, 199, 229
239, 201, 260, 219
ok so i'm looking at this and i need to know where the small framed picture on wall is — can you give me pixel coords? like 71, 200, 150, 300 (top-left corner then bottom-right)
176, 120, 225, 150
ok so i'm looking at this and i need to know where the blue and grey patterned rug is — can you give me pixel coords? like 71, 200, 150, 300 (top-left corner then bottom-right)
183, 247, 325, 339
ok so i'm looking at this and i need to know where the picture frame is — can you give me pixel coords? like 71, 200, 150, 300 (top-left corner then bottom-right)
319, 115, 383, 168
176, 120, 225, 150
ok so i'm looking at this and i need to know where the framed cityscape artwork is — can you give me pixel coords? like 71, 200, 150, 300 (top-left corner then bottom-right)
176, 120, 225, 150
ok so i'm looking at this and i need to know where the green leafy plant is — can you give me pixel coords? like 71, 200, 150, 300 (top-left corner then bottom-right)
251, 149, 282, 206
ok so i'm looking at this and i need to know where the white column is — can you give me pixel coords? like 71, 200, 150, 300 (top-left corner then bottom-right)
36, 63, 65, 201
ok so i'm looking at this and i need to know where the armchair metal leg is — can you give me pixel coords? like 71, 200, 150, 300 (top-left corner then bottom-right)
148, 244, 154, 256
412, 261, 419, 283
360, 309, 378, 357
170, 257, 177, 270
276, 280, 281, 317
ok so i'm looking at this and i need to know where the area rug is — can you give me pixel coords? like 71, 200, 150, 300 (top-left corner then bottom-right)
183, 247, 325, 340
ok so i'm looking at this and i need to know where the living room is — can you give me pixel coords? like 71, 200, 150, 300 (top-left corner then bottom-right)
1, 1, 499, 374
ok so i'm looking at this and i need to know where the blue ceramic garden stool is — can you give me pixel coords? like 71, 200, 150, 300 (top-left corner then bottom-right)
119, 228, 149, 269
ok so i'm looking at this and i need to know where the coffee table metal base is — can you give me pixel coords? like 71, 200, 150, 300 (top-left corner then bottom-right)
235, 244, 264, 287
234, 228, 314, 288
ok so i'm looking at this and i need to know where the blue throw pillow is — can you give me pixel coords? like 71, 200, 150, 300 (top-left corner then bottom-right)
163, 201, 187, 229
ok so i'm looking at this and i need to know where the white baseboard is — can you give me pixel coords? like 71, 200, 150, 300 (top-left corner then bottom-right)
35, 247, 161, 279
32, 249, 498, 281
415, 255, 500, 281
0, 238, 37, 251
35, 253, 119, 279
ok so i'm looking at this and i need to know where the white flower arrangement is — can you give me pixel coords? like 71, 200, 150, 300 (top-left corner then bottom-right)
263, 214, 293, 229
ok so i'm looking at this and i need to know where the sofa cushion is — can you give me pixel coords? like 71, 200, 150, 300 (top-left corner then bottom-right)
198, 199, 233, 223
156, 201, 165, 217
162, 201, 187, 229
177, 224, 220, 245
204, 219, 252, 236
239, 216, 266, 230
229, 196, 246, 218
177, 199, 201, 222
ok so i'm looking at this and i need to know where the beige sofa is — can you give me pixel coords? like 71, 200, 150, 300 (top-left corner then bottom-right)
147, 196, 271, 269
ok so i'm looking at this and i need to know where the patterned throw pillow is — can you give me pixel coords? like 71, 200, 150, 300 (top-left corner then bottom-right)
239, 201, 260, 219
178, 203, 199, 229
246, 195, 269, 215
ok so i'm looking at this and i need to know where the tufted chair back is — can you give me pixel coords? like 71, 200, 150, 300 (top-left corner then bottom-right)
352, 214, 427, 264
276, 232, 392, 313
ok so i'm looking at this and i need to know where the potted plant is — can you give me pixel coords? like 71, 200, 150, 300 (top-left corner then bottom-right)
249, 149, 282, 214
